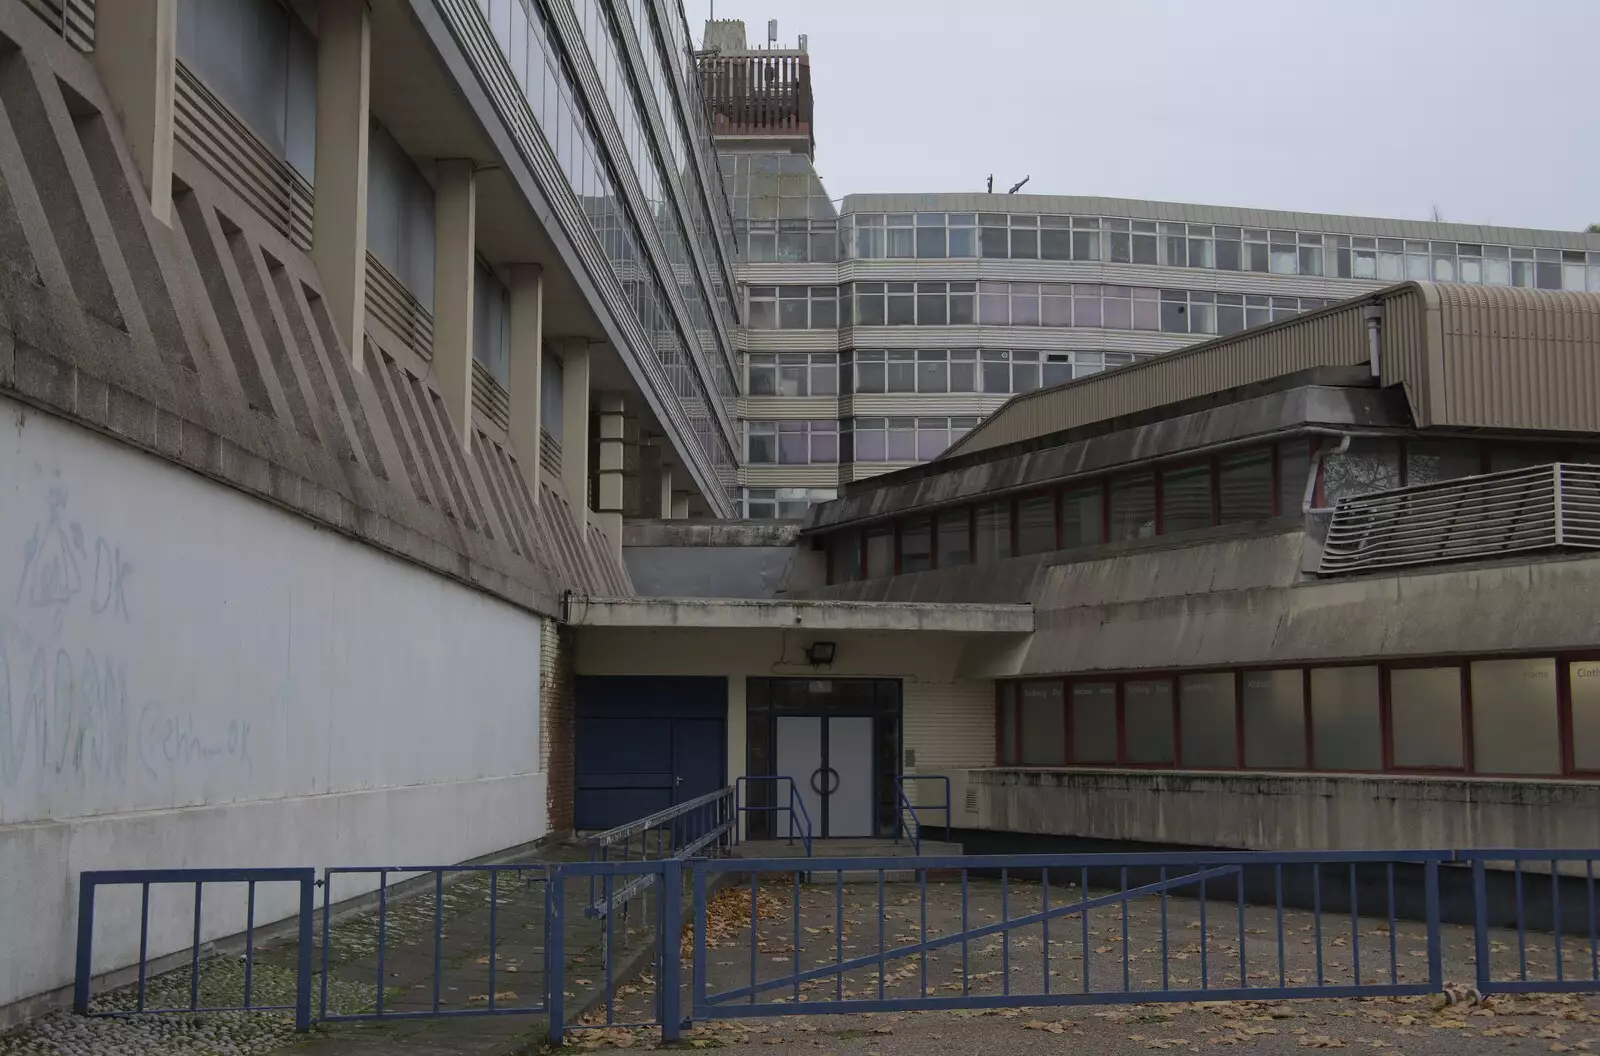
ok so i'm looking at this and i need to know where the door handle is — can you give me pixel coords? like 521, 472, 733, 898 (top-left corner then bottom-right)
676, 776, 683, 785
809, 768, 826, 795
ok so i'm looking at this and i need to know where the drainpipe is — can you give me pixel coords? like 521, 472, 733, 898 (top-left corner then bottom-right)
1362, 303, 1385, 378
1304, 435, 1351, 514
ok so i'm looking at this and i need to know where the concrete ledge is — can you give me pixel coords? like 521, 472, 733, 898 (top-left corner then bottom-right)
622, 519, 803, 547
567, 596, 1034, 632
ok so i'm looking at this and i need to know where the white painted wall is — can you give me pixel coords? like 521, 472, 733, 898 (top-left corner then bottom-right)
0, 396, 547, 1012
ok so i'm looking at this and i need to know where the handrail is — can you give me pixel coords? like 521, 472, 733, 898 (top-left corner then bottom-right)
734, 776, 813, 857
585, 786, 735, 917
894, 776, 952, 852
894, 782, 921, 854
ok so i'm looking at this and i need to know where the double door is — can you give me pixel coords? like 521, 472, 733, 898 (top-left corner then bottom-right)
775, 715, 874, 838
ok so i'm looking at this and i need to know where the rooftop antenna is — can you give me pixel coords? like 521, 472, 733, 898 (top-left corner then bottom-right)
767, 18, 777, 47
986, 174, 993, 193
1007, 175, 1031, 194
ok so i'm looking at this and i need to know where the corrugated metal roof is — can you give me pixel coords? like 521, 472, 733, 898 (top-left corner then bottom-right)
944, 282, 1600, 458
839, 193, 1600, 251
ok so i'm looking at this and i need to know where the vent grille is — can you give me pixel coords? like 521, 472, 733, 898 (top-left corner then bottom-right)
364, 253, 434, 360
964, 788, 979, 814
471, 359, 510, 433
174, 62, 312, 251
20, 0, 94, 51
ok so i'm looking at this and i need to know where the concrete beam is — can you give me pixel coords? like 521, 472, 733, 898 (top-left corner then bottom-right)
431, 158, 476, 448
312, 0, 370, 370
558, 338, 591, 514
568, 597, 1035, 633
507, 264, 543, 503
92, 0, 176, 226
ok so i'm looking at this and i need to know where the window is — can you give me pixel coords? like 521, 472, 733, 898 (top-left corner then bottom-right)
1572, 661, 1600, 772
1016, 493, 1056, 555
1161, 463, 1213, 534
1070, 683, 1118, 763
1179, 673, 1237, 768
178, 0, 318, 181
1389, 667, 1464, 769
937, 508, 971, 567
472, 260, 510, 386
746, 421, 837, 464
864, 525, 895, 579
900, 517, 933, 573
1406, 441, 1480, 485
1242, 669, 1306, 769
1219, 448, 1274, 523
974, 501, 1011, 562
754, 285, 836, 330
367, 118, 437, 308
886, 282, 915, 325
853, 282, 885, 325
747, 353, 837, 396
1310, 666, 1382, 771
886, 417, 915, 460
745, 487, 837, 519
1109, 473, 1156, 541
1471, 658, 1560, 774
827, 532, 860, 583
1322, 439, 1401, 504
1124, 679, 1176, 764
1020, 683, 1066, 765
1060, 486, 1103, 547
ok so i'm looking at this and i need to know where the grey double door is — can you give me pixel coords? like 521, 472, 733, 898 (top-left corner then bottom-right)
775, 715, 875, 838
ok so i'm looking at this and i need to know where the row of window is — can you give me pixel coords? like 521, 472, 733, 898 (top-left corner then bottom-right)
740, 219, 843, 264
743, 487, 838, 520
823, 437, 1600, 583
839, 212, 1600, 292
477, 0, 737, 490
997, 656, 1600, 777
747, 350, 1154, 398
748, 283, 1330, 333
745, 417, 985, 465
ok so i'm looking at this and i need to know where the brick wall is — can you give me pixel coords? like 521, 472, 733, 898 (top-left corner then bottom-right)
540, 618, 577, 835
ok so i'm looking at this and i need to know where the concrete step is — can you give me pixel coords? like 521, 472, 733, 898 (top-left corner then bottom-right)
728, 838, 965, 881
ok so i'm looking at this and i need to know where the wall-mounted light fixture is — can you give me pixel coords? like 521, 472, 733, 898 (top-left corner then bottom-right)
805, 641, 837, 666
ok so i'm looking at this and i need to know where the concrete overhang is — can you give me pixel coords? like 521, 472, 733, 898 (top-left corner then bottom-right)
568, 597, 1034, 633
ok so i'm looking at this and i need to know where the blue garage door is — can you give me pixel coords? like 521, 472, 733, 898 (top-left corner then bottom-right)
574, 676, 726, 831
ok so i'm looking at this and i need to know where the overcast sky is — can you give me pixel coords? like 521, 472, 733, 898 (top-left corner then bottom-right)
694, 0, 1599, 232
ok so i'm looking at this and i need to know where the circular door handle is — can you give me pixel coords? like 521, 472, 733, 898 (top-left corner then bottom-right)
823, 767, 840, 794
810, 768, 826, 794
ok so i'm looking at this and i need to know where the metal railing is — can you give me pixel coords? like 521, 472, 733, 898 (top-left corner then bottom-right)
733, 775, 814, 855
586, 787, 735, 917
1319, 462, 1600, 575
894, 776, 952, 854
74, 868, 315, 1031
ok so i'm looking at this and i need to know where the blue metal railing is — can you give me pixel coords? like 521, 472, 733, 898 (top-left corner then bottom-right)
1463, 851, 1600, 996
586, 786, 735, 917
733, 775, 813, 855
894, 775, 952, 852
317, 864, 549, 1022
74, 868, 316, 1031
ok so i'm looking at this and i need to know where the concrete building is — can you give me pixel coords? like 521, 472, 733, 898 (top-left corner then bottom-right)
709, 19, 1600, 520
3, 0, 1600, 1029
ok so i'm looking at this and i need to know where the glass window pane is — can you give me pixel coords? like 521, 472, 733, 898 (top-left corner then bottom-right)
1310, 666, 1382, 770
1323, 439, 1401, 504
997, 684, 1016, 764
828, 532, 860, 583
1179, 673, 1238, 768
1020, 683, 1066, 765
937, 509, 971, 567
900, 516, 933, 573
1070, 683, 1118, 763
1016, 493, 1056, 555
1572, 660, 1600, 771
975, 501, 1011, 562
916, 226, 946, 259
1407, 441, 1481, 485
1109, 473, 1156, 541
1219, 447, 1274, 523
1470, 658, 1560, 774
864, 526, 895, 579
1243, 670, 1306, 769
1124, 679, 1175, 764
1060, 486, 1103, 547
1161, 463, 1213, 534
1390, 667, 1464, 768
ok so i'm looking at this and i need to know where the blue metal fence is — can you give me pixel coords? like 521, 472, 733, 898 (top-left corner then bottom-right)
74, 868, 315, 1031
585, 786, 734, 917
1464, 851, 1600, 996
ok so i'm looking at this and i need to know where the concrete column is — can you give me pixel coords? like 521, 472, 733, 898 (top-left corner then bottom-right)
507, 265, 544, 503
657, 458, 675, 519
671, 491, 691, 520
594, 392, 627, 547
93, 0, 176, 226
431, 159, 476, 448
312, 0, 371, 370
558, 339, 591, 514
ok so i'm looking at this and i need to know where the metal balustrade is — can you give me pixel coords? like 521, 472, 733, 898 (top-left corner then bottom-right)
1319, 463, 1600, 575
